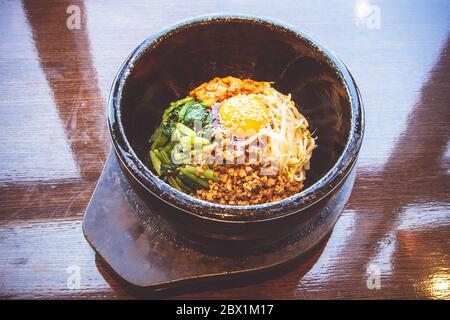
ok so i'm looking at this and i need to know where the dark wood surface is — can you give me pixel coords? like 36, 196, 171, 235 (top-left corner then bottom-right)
0, 0, 449, 299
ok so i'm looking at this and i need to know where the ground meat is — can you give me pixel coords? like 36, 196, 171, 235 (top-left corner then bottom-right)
195, 164, 304, 205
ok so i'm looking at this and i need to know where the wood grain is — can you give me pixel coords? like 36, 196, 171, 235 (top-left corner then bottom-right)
0, 0, 449, 299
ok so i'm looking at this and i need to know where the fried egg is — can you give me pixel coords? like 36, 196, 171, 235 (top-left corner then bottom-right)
218, 94, 269, 138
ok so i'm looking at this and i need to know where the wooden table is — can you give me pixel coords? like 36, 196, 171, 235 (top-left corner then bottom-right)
0, 0, 449, 299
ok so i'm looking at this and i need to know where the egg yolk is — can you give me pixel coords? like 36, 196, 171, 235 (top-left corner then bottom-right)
219, 95, 269, 138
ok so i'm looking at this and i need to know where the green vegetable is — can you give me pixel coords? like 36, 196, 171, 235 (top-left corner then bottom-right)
179, 135, 210, 148
160, 163, 175, 176
148, 96, 217, 193
162, 141, 177, 154
180, 101, 211, 129
201, 168, 219, 181
177, 99, 196, 122
162, 97, 194, 122
171, 151, 190, 164
167, 176, 183, 191
158, 149, 171, 165
149, 127, 168, 149
160, 97, 195, 136
174, 176, 194, 193
179, 166, 209, 188
149, 150, 162, 176
170, 143, 190, 164
175, 122, 196, 137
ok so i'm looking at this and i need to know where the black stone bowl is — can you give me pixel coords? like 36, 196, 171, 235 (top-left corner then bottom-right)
108, 14, 364, 248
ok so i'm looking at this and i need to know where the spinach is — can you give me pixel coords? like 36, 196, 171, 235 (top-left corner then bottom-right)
179, 101, 211, 130
162, 97, 194, 122
160, 97, 194, 137
148, 97, 217, 193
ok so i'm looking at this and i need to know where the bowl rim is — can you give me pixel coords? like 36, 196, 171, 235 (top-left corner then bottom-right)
108, 13, 364, 223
